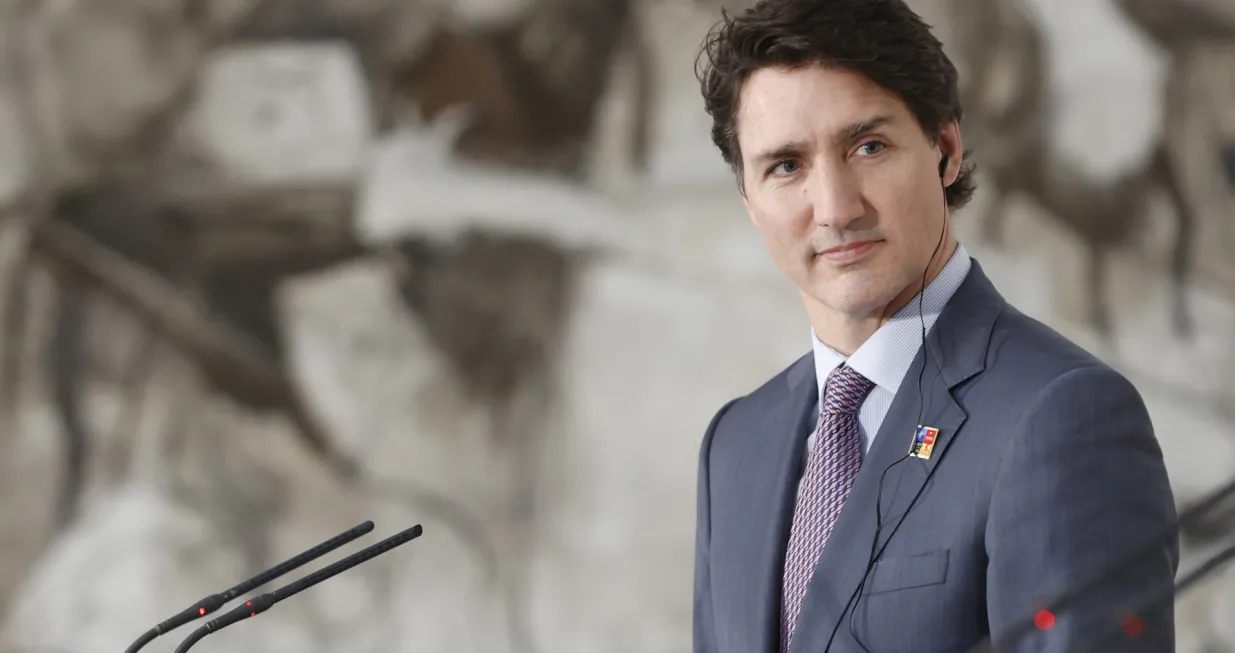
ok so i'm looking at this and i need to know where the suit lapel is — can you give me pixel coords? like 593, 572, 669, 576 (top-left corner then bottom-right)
742, 354, 819, 653
786, 260, 1006, 653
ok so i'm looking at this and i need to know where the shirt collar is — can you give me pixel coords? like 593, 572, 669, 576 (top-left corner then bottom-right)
812, 243, 972, 402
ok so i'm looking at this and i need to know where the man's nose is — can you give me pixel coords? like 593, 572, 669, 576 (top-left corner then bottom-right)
809, 168, 865, 230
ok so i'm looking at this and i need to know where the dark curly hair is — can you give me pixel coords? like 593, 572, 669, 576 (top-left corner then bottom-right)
696, 0, 977, 210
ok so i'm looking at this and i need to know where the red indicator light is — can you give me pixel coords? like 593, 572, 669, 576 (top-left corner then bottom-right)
1123, 615, 1144, 638
1034, 610, 1055, 630
245, 601, 252, 607
198, 608, 206, 616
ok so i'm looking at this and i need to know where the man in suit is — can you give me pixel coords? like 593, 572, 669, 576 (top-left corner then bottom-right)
691, 1, 1180, 652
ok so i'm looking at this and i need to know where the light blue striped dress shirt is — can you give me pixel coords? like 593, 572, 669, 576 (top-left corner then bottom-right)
806, 244, 971, 462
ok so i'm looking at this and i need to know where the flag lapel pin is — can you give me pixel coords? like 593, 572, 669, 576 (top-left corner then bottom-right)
908, 425, 940, 460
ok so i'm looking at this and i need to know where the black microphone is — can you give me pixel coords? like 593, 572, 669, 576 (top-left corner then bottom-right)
123, 520, 375, 653
967, 474, 1235, 653
172, 524, 425, 653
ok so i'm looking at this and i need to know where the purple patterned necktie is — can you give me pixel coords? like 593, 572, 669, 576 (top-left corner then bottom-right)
780, 364, 874, 651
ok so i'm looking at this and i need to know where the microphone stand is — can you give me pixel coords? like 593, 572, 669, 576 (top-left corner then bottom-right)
1065, 532, 1235, 653
967, 474, 1235, 653
123, 521, 375, 653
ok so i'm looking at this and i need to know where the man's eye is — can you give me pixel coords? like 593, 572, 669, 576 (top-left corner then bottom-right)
856, 141, 886, 156
770, 159, 801, 176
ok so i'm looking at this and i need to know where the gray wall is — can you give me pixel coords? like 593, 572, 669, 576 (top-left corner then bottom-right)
0, 0, 1233, 651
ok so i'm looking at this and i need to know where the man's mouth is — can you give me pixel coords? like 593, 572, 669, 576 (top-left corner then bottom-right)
817, 239, 883, 265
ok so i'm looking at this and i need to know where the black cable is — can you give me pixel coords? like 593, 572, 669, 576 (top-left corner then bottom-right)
824, 152, 952, 652
847, 453, 914, 649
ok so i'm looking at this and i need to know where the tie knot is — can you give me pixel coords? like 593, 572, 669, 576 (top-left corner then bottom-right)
822, 365, 874, 415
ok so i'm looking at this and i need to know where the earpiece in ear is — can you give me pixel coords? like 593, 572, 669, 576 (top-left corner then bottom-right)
938, 154, 949, 179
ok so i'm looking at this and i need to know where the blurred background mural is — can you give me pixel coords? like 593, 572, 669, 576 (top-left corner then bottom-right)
1, 0, 1235, 651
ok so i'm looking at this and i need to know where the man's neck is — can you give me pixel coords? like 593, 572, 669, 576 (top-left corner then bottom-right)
808, 309, 881, 356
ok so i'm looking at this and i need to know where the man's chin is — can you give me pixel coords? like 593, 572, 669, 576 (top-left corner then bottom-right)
805, 280, 897, 318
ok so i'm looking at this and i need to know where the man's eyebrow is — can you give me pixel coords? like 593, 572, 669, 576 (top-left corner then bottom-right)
747, 115, 896, 169
836, 115, 894, 143
750, 141, 808, 169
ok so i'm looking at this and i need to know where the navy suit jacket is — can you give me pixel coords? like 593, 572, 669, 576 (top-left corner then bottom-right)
692, 260, 1179, 653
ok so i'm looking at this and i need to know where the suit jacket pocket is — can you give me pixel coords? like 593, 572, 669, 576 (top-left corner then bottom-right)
865, 549, 950, 595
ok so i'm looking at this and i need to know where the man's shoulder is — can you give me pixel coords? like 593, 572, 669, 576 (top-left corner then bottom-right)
984, 302, 1125, 387
942, 256, 1134, 396
973, 302, 1149, 431
705, 352, 813, 433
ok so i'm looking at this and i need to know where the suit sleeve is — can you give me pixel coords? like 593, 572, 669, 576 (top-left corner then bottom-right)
694, 398, 738, 653
985, 366, 1179, 652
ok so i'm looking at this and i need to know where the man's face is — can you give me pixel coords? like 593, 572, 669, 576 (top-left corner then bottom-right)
736, 63, 960, 323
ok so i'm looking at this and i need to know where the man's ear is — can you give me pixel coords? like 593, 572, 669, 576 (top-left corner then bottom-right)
937, 120, 963, 186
